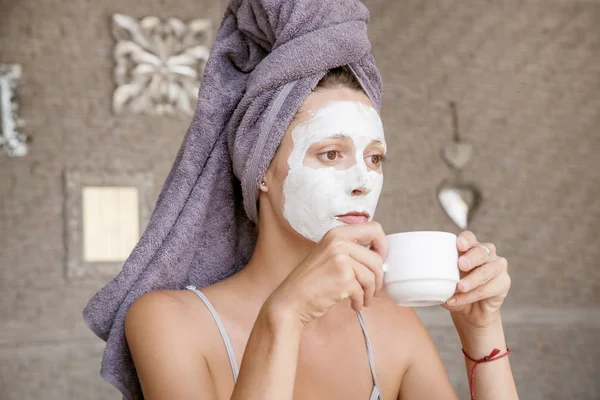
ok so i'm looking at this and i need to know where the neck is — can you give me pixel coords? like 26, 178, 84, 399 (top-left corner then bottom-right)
231, 207, 357, 332
236, 213, 315, 301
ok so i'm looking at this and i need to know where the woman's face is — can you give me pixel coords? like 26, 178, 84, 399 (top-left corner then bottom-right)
260, 87, 386, 243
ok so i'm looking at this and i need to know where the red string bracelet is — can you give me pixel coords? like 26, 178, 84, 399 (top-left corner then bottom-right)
462, 347, 511, 400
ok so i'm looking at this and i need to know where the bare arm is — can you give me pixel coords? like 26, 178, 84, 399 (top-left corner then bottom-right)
126, 292, 303, 400
444, 231, 518, 399
125, 291, 219, 399
455, 315, 518, 400
230, 301, 303, 400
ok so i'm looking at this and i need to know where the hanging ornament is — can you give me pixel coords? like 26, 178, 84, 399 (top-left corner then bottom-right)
437, 102, 482, 229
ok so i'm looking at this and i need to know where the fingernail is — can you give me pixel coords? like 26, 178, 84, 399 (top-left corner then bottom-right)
458, 237, 468, 249
447, 297, 457, 305
459, 280, 469, 292
459, 256, 471, 270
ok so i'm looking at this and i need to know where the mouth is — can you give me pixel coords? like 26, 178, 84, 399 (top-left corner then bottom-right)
335, 211, 370, 224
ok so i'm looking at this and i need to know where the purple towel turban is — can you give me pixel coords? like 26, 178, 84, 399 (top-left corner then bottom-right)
83, 0, 382, 398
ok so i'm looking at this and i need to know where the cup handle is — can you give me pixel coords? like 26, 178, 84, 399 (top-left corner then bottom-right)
382, 262, 388, 273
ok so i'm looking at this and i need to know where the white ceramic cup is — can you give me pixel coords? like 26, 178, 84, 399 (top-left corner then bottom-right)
382, 231, 459, 307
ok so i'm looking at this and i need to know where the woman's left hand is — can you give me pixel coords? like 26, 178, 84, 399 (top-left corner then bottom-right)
442, 230, 512, 329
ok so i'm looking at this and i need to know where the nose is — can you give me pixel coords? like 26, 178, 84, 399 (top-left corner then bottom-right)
351, 185, 371, 196
347, 159, 372, 196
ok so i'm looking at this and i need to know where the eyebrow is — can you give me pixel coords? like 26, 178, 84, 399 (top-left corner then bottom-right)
324, 133, 383, 144
326, 133, 352, 140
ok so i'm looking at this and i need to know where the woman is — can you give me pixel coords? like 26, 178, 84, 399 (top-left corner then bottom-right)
124, 67, 518, 399
84, 1, 518, 399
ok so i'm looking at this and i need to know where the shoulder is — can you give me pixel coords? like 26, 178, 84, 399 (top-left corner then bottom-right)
126, 290, 189, 330
125, 289, 214, 354
125, 290, 185, 346
124, 289, 222, 397
367, 297, 458, 398
364, 293, 427, 337
361, 293, 436, 366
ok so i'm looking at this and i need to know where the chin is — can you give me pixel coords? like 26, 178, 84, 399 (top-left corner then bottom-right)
306, 218, 346, 242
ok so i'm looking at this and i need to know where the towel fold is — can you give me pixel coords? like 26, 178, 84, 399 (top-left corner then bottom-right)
83, 0, 382, 398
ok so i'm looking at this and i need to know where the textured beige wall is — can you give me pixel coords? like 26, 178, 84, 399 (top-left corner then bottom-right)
368, 0, 600, 397
1, 0, 599, 399
0, 0, 222, 398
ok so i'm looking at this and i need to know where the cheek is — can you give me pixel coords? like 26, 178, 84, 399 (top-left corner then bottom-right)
302, 155, 325, 169
284, 167, 341, 197
368, 170, 384, 188
283, 168, 342, 213
369, 174, 384, 201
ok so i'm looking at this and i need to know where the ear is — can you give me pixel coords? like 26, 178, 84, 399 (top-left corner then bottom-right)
259, 180, 268, 193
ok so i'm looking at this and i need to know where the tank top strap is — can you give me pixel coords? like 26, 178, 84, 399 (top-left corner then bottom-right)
186, 285, 239, 383
357, 311, 382, 399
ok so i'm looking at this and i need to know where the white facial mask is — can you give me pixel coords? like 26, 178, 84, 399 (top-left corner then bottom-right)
282, 101, 386, 242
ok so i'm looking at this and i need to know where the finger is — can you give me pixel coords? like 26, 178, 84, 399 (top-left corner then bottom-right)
347, 241, 384, 297
457, 257, 507, 293
350, 260, 376, 307
347, 279, 365, 312
458, 242, 497, 271
447, 273, 511, 307
457, 230, 478, 253
327, 222, 388, 261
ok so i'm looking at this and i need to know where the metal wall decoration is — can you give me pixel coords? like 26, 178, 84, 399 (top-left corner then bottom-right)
437, 102, 482, 229
111, 13, 212, 116
0, 63, 27, 157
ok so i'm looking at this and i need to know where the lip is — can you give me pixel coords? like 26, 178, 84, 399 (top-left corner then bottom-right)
335, 211, 370, 224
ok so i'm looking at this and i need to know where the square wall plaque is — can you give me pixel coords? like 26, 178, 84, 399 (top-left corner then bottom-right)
65, 170, 154, 281
82, 186, 140, 262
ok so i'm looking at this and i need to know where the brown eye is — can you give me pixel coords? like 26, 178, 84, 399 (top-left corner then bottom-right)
326, 150, 338, 161
370, 155, 382, 165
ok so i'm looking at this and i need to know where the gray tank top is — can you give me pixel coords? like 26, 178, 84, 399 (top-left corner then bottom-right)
186, 286, 382, 400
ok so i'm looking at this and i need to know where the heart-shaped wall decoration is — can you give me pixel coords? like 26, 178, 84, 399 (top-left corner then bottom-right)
442, 142, 473, 170
437, 181, 482, 229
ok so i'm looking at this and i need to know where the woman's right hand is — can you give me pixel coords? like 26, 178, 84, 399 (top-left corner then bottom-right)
264, 222, 388, 328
